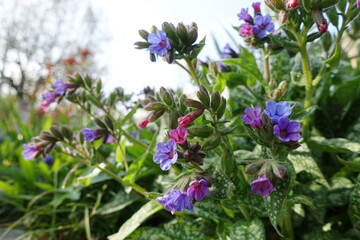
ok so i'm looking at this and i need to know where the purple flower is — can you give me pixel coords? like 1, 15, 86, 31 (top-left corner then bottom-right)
106, 135, 115, 143
237, 8, 253, 23
264, 100, 291, 124
82, 128, 99, 142
54, 79, 68, 96
252, 14, 274, 38
252, 2, 261, 14
43, 92, 57, 103
153, 139, 178, 171
43, 154, 54, 167
148, 30, 171, 56
239, 23, 254, 37
22, 144, 40, 161
187, 179, 209, 201
169, 126, 188, 145
216, 61, 225, 71
221, 43, 237, 58
250, 174, 274, 197
358, 0, 360, 10
156, 189, 193, 214
273, 117, 301, 142
241, 106, 262, 128
131, 131, 137, 138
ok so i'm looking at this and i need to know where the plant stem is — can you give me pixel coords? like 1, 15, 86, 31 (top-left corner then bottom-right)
262, 47, 270, 84
185, 57, 200, 87
239, 205, 252, 222
174, 60, 191, 75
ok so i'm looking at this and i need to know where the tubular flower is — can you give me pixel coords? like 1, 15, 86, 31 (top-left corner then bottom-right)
264, 100, 291, 124
239, 23, 254, 37
82, 128, 99, 142
148, 30, 171, 56
237, 8, 253, 23
153, 139, 178, 170
54, 79, 69, 96
250, 174, 274, 197
241, 106, 262, 128
22, 144, 41, 161
138, 118, 149, 129
169, 126, 188, 145
252, 2, 261, 14
273, 117, 301, 142
156, 189, 193, 215
187, 179, 209, 201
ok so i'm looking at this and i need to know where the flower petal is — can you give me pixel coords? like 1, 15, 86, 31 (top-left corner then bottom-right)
287, 121, 300, 133
278, 117, 290, 129
266, 100, 277, 116
289, 132, 301, 141
276, 101, 291, 116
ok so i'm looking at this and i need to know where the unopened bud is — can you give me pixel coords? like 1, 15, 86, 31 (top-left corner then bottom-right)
312, 10, 328, 33
245, 161, 264, 175
151, 25, 158, 34
150, 53, 156, 62
165, 51, 174, 64
278, 80, 287, 91
169, 109, 181, 129
184, 99, 204, 109
201, 133, 222, 151
144, 102, 166, 111
187, 125, 214, 138
40, 131, 58, 142
321, 31, 332, 52
94, 117, 107, 129
286, 0, 299, 9
188, 27, 198, 45
60, 125, 73, 141
216, 97, 227, 119
148, 109, 166, 122
44, 142, 56, 155
265, 0, 285, 11
278, 10, 288, 24
139, 30, 149, 40
162, 22, 177, 41
50, 125, 63, 140
190, 141, 202, 152
211, 91, 221, 112
184, 150, 194, 160
272, 89, 283, 101
269, 78, 277, 90
105, 115, 114, 131
160, 87, 173, 106
134, 41, 151, 49
176, 22, 188, 45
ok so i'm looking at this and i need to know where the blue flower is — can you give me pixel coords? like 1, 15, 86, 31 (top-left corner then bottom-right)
54, 79, 68, 96
153, 139, 178, 171
43, 154, 54, 167
237, 8, 252, 23
22, 144, 40, 161
187, 179, 209, 202
252, 14, 274, 38
273, 117, 301, 142
82, 128, 99, 142
156, 189, 193, 214
264, 100, 291, 123
148, 30, 171, 56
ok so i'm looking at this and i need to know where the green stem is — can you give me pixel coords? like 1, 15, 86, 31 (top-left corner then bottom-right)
120, 127, 154, 155
282, 200, 295, 240
174, 60, 191, 75
239, 205, 251, 222
262, 47, 270, 84
185, 57, 200, 87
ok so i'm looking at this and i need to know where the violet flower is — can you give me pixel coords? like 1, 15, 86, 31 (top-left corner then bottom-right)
153, 139, 178, 170
273, 117, 301, 142
54, 79, 68, 96
187, 179, 209, 202
237, 8, 252, 23
82, 128, 99, 142
358, 0, 360, 10
106, 135, 115, 143
148, 30, 171, 56
156, 189, 193, 215
43, 154, 54, 167
22, 144, 40, 161
250, 174, 274, 197
239, 23, 254, 37
264, 100, 291, 124
41, 92, 57, 111
169, 126, 188, 145
240, 106, 262, 128
252, 14, 274, 38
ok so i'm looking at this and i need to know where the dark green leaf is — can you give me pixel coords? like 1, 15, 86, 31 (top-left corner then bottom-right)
229, 219, 265, 240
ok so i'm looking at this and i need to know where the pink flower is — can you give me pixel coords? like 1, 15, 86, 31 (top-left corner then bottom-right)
178, 115, 192, 127
286, 0, 299, 9
169, 126, 188, 145
358, 0, 360, 10
239, 23, 254, 37
138, 119, 149, 129
41, 101, 50, 111
252, 2, 261, 14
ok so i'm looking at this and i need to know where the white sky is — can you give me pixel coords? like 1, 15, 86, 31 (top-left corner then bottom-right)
91, 0, 253, 95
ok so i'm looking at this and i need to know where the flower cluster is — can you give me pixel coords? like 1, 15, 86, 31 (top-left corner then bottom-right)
238, 2, 274, 40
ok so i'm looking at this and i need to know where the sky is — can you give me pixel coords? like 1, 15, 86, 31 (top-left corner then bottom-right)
91, 0, 253, 95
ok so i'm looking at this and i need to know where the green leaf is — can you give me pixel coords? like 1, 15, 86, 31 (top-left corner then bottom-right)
0, 180, 19, 195
164, 219, 208, 240
326, 7, 339, 29
116, 139, 126, 163
288, 195, 315, 210
348, 173, 360, 231
108, 201, 163, 240
288, 143, 330, 188
328, 176, 353, 207
308, 136, 360, 153
229, 219, 265, 240
121, 102, 140, 125
223, 58, 263, 85
263, 179, 289, 236
184, 199, 227, 219
209, 166, 234, 199
93, 138, 102, 150
324, 44, 341, 68
291, 106, 317, 122
213, 73, 225, 93
126, 227, 172, 240
96, 190, 138, 215
222, 72, 248, 88
337, 156, 360, 171
189, 36, 206, 59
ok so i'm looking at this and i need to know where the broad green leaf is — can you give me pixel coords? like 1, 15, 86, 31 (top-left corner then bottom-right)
288, 143, 330, 189
108, 201, 163, 240
337, 156, 360, 171
94, 138, 102, 150
121, 102, 140, 125
328, 176, 353, 207
326, 7, 339, 29
96, 190, 138, 215
291, 106, 317, 122
164, 219, 208, 240
348, 174, 360, 231
126, 227, 171, 240
288, 195, 315, 210
222, 72, 248, 88
223, 58, 263, 85
0, 180, 18, 195
209, 166, 234, 199
263, 179, 289, 236
308, 136, 360, 153
213, 73, 225, 93
116, 139, 126, 163
19, 156, 35, 183
184, 199, 227, 219
229, 219, 265, 240
324, 44, 340, 68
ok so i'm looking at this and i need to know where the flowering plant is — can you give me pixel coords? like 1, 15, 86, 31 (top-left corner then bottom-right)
2, 0, 360, 239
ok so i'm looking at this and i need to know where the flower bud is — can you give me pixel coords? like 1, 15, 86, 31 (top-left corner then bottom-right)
50, 125, 63, 140
265, 0, 285, 11
150, 53, 156, 62
278, 80, 287, 91
139, 29, 149, 40
190, 141, 202, 152
165, 51, 174, 64
94, 117, 107, 129
169, 109, 181, 129
148, 109, 166, 122
105, 115, 114, 131
141, 99, 150, 106
40, 131, 58, 142
134, 41, 151, 49
272, 89, 283, 101
184, 99, 204, 109
201, 133, 222, 151
144, 102, 167, 111
160, 87, 173, 106
151, 25, 158, 34
197, 85, 210, 107
138, 119, 149, 129
269, 78, 277, 90
312, 9, 328, 33
245, 161, 265, 175
286, 0, 299, 9
60, 125, 73, 141
187, 125, 214, 138
176, 22, 188, 45
44, 142, 56, 155
161, 22, 177, 41
278, 10, 288, 24
184, 150, 194, 160
188, 27, 198, 45
211, 91, 221, 112
321, 31, 332, 53
216, 97, 227, 119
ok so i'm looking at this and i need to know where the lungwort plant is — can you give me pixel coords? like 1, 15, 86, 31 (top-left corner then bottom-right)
1, 0, 360, 239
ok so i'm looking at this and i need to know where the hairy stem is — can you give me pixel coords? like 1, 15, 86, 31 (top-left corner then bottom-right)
185, 57, 200, 87
262, 47, 271, 84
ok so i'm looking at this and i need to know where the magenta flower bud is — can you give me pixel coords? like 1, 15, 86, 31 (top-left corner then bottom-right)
22, 144, 41, 161
178, 115, 192, 127
312, 9, 328, 33
239, 23, 254, 37
138, 118, 149, 129
274, 117, 301, 142
240, 106, 262, 128
250, 174, 274, 197
252, 2, 261, 14
286, 0, 299, 9
169, 126, 188, 145
41, 101, 51, 112
187, 179, 209, 202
